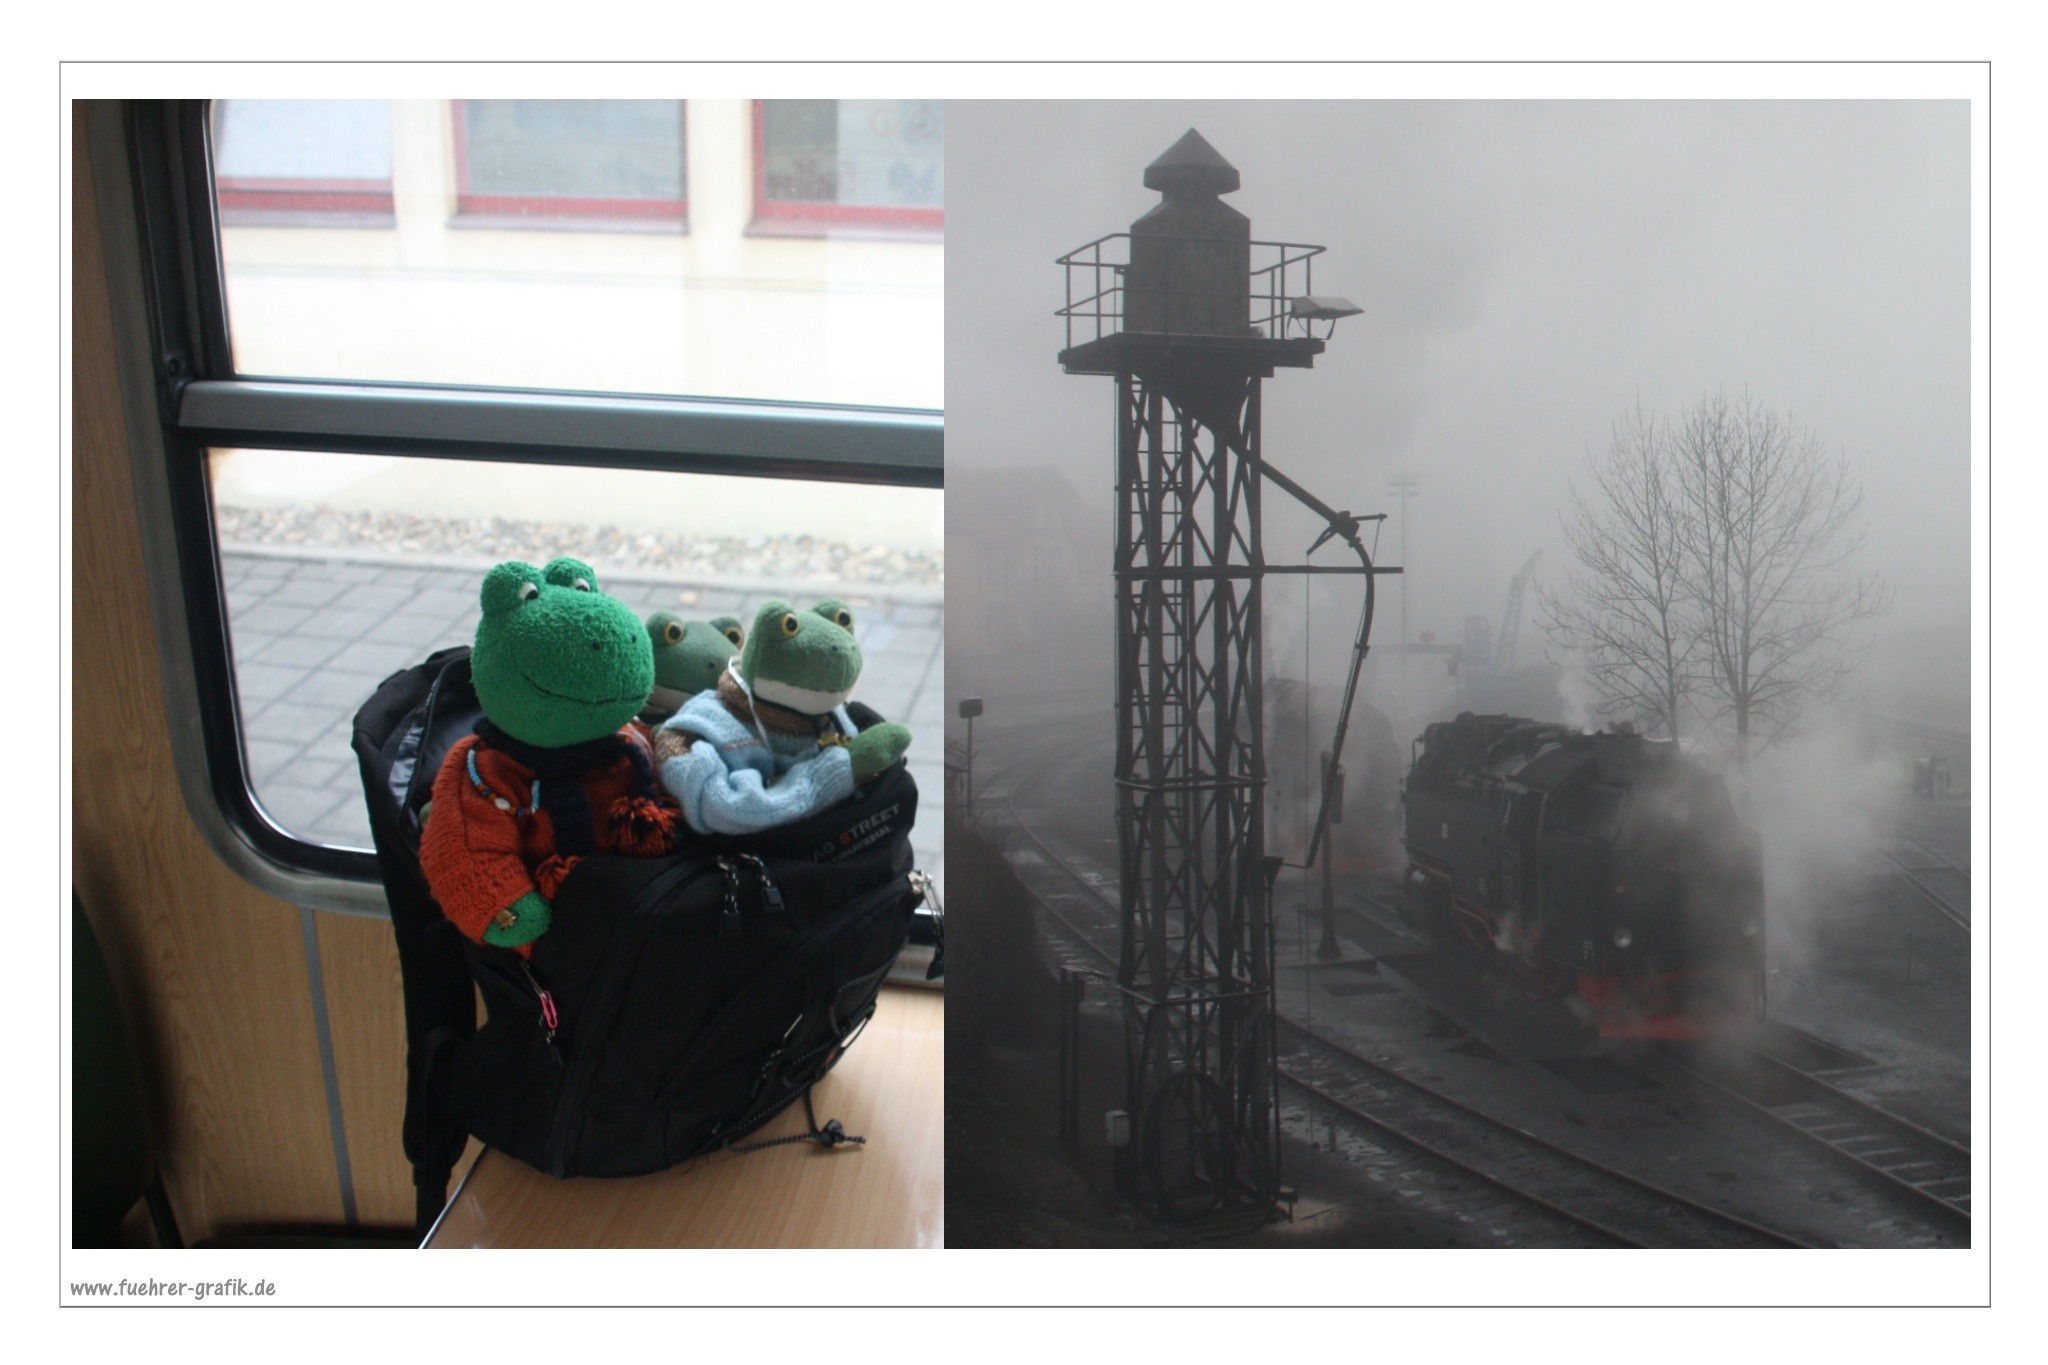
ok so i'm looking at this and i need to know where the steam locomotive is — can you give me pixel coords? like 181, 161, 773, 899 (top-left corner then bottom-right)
1400, 713, 1765, 1041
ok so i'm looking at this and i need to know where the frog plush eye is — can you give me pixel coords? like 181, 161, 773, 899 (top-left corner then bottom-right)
662, 620, 684, 645
830, 607, 853, 629
723, 625, 744, 647
480, 561, 547, 615
541, 558, 600, 593
779, 612, 801, 637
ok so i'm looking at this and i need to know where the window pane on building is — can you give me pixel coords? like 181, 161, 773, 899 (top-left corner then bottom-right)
213, 99, 393, 219
761, 99, 944, 210
460, 99, 685, 209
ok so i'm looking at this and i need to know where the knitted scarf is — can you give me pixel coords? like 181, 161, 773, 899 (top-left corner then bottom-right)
473, 720, 664, 857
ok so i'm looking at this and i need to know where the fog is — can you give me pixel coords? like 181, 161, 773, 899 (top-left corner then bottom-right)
945, 100, 1971, 739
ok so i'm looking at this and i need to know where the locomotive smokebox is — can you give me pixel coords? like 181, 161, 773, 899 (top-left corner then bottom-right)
1124, 129, 1253, 337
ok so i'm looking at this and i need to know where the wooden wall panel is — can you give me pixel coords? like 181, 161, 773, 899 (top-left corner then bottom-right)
71, 104, 402, 1241
313, 913, 413, 1228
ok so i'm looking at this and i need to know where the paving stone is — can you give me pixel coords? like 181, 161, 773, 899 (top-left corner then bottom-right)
286, 668, 399, 710
294, 608, 403, 641
253, 781, 352, 837
362, 610, 471, 648
265, 576, 352, 608
375, 565, 432, 587
341, 638, 451, 678
245, 698, 345, 743
232, 602, 316, 636
289, 756, 350, 791
247, 633, 353, 669
245, 738, 300, 785
306, 805, 374, 848
404, 587, 479, 619
231, 663, 305, 705
332, 583, 420, 616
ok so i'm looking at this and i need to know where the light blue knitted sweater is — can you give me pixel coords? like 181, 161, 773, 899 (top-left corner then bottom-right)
655, 678, 859, 835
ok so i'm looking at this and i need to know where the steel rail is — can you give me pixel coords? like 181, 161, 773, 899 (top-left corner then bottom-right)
1659, 1048, 1971, 1230
1876, 844, 1971, 931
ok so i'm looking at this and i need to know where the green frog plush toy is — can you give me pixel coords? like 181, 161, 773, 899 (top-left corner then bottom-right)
638, 612, 744, 726
420, 558, 679, 950
651, 598, 911, 835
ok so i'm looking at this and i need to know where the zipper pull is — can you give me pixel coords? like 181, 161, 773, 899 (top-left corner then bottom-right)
520, 960, 560, 1046
717, 857, 744, 938
743, 854, 785, 914
911, 871, 945, 980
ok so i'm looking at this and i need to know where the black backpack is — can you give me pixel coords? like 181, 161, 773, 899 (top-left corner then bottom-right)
351, 647, 929, 1233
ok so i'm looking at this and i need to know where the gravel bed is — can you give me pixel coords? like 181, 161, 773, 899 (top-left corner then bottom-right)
217, 503, 944, 591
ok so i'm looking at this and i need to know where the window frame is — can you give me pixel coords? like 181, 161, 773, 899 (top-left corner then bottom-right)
109, 99, 941, 913
749, 99, 943, 237
451, 98, 689, 229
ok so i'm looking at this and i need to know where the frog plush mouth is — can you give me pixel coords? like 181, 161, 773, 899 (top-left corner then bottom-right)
520, 673, 649, 709
748, 670, 854, 716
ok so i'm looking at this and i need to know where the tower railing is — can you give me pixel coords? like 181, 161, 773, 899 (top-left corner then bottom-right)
1056, 233, 1326, 349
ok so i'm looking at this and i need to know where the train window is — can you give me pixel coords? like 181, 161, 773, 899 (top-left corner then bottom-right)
110, 100, 943, 908
211, 99, 395, 224
753, 100, 944, 236
215, 98, 942, 409
454, 100, 687, 227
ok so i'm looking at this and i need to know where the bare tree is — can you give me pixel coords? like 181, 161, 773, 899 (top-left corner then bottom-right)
1538, 402, 1697, 740
1669, 390, 1891, 758
1543, 390, 1889, 755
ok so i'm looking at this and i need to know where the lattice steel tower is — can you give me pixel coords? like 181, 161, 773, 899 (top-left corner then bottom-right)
1058, 131, 1347, 1220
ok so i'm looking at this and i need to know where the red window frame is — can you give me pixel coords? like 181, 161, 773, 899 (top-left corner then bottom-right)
214, 177, 395, 217
750, 100, 943, 234
451, 100, 688, 226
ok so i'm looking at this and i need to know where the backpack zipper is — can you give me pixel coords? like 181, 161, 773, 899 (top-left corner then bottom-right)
544, 859, 719, 1178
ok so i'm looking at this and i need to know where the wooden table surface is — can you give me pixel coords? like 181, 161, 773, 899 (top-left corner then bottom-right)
423, 985, 943, 1248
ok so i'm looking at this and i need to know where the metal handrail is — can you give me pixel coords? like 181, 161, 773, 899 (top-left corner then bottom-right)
1057, 232, 1327, 348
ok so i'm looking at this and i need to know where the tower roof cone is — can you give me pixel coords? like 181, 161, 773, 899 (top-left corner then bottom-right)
1143, 129, 1240, 196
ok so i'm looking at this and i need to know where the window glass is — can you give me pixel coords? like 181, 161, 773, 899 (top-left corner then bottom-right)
212, 99, 393, 222
457, 99, 686, 222
212, 448, 945, 890
212, 99, 943, 409
759, 99, 944, 225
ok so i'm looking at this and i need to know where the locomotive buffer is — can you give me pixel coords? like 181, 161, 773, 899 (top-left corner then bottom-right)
1057, 129, 1396, 1221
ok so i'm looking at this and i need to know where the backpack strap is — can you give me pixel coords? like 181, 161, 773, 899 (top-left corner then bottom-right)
352, 648, 481, 1237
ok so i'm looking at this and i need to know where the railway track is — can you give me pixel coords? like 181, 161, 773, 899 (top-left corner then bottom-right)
1657, 1045, 1972, 1232
975, 730, 1811, 1247
1281, 1023, 1806, 1247
1878, 833, 1972, 931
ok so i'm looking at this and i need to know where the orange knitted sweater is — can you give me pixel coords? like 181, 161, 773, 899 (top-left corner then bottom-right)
419, 725, 678, 948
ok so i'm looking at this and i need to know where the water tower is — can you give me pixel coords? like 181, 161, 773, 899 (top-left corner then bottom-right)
1058, 130, 1380, 1221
